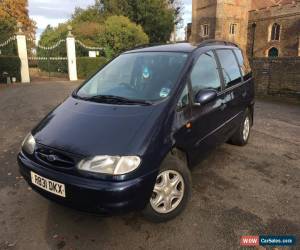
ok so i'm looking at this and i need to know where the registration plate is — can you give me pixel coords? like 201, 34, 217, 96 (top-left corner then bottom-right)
31, 171, 66, 197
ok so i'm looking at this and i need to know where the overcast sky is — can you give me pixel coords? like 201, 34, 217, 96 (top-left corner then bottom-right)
28, 0, 192, 40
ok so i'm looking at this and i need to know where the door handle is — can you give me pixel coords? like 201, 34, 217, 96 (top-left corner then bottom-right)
242, 91, 247, 98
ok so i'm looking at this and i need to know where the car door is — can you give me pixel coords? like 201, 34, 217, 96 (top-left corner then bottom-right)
187, 50, 227, 165
214, 49, 245, 137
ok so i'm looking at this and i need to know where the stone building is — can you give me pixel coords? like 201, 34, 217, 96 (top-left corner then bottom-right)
191, 0, 300, 58
248, 0, 300, 57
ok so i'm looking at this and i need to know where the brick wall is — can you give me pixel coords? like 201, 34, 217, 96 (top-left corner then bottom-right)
251, 57, 300, 98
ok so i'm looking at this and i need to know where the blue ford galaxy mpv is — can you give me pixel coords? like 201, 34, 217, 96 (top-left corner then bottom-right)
18, 41, 254, 222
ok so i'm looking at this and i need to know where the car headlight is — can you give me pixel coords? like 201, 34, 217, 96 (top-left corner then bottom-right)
22, 133, 36, 155
77, 156, 141, 175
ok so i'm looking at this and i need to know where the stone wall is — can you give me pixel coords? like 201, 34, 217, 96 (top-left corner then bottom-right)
251, 57, 300, 98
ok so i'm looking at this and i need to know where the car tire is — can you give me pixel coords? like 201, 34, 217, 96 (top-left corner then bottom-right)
230, 109, 252, 146
142, 154, 192, 223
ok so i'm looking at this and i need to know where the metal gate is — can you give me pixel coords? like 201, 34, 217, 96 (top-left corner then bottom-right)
26, 38, 69, 81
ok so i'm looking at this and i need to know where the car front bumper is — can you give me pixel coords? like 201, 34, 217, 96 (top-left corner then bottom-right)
18, 152, 157, 214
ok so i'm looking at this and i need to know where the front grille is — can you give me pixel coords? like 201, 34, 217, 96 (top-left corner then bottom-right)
34, 145, 78, 169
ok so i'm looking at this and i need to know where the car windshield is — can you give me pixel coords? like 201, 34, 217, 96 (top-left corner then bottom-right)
76, 52, 189, 103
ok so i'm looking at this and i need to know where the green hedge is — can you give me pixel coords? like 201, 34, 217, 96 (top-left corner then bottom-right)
37, 59, 68, 74
0, 56, 21, 82
77, 57, 107, 79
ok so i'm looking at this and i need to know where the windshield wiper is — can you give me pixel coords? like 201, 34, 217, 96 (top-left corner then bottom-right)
80, 95, 152, 106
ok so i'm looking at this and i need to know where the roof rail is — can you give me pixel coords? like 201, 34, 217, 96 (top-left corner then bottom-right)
128, 41, 189, 51
130, 43, 163, 50
197, 40, 239, 48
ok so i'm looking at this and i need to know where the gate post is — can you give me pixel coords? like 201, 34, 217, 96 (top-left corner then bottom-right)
66, 26, 78, 81
16, 22, 30, 83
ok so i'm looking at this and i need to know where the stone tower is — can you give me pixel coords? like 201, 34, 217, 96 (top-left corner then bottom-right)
191, 0, 251, 52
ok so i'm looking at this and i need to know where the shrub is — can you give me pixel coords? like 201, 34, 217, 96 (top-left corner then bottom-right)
0, 56, 21, 82
100, 16, 149, 59
77, 57, 107, 79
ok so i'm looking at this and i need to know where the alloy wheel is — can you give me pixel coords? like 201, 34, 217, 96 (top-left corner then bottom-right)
150, 170, 185, 214
243, 116, 250, 141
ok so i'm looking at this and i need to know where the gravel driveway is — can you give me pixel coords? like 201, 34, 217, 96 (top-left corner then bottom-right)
0, 81, 299, 250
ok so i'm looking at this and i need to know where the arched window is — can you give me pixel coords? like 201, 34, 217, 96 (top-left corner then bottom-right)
271, 23, 280, 41
268, 47, 279, 58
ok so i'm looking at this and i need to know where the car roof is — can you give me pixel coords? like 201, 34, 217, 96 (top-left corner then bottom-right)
124, 41, 239, 54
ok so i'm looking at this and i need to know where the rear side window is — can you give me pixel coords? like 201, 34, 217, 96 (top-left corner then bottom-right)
216, 49, 242, 88
190, 51, 221, 95
234, 49, 252, 81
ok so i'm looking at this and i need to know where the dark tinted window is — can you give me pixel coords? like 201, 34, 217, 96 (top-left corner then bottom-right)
190, 51, 221, 95
234, 49, 252, 81
216, 49, 242, 88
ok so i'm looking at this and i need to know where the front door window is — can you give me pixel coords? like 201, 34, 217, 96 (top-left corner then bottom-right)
215, 49, 242, 88
190, 51, 221, 98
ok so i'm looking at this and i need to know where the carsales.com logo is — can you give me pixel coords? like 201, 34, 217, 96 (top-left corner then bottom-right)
240, 235, 296, 247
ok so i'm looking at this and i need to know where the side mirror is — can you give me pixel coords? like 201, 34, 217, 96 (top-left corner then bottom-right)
195, 89, 218, 106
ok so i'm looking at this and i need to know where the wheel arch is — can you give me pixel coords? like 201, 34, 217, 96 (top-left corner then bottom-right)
247, 103, 254, 126
170, 147, 191, 168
